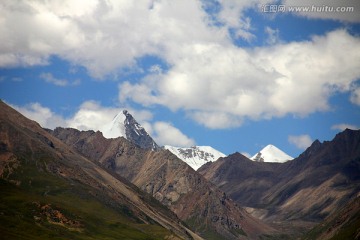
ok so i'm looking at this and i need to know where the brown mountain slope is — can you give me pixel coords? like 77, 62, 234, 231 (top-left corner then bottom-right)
198, 153, 281, 209
198, 130, 360, 232
303, 194, 360, 240
50, 127, 276, 240
0, 100, 200, 240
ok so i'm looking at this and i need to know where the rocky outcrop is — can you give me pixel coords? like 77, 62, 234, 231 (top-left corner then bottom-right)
123, 110, 160, 150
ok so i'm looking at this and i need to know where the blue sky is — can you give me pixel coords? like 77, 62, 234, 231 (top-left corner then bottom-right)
1, 0, 360, 158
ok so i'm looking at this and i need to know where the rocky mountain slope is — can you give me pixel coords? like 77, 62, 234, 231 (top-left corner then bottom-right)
199, 129, 360, 235
164, 145, 226, 170
50, 127, 276, 239
303, 194, 360, 240
251, 144, 293, 163
102, 110, 160, 150
0, 100, 200, 240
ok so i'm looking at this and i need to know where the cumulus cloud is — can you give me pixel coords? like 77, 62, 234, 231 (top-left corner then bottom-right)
331, 123, 359, 131
288, 134, 313, 149
152, 121, 196, 147
12, 101, 194, 147
120, 29, 360, 128
350, 86, 360, 105
0, 0, 228, 78
11, 100, 151, 132
11, 102, 67, 129
264, 26, 280, 45
66, 101, 154, 132
2, 1, 360, 130
66, 101, 122, 131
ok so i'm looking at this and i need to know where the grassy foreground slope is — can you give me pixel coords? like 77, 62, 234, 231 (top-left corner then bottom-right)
0, 168, 173, 240
0, 100, 199, 240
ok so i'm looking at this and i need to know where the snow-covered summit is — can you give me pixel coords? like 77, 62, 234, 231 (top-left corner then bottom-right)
165, 145, 226, 170
102, 110, 127, 138
251, 144, 293, 163
101, 110, 159, 150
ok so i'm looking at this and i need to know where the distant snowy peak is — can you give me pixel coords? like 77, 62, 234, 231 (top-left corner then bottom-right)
251, 144, 293, 163
165, 145, 226, 170
102, 110, 159, 150
102, 110, 127, 138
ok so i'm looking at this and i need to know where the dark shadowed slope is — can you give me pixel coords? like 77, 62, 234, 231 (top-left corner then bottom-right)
0, 100, 200, 240
198, 129, 360, 236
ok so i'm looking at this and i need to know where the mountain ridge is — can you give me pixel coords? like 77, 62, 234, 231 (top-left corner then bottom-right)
164, 145, 226, 170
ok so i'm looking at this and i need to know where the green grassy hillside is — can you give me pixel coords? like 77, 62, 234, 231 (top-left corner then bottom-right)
0, 158, 177, 240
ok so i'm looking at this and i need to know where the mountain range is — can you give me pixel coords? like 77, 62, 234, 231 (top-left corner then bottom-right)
101, 110, 229, 170
100, 109, 294, 168
198, 129, 360, 238
164, 145, 226, 170
1, 101, 359, 239
50, 126, 275, 239
0, 101, 275, 240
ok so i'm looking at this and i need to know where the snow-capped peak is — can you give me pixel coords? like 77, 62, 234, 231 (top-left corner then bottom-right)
101, 110, 159, 150
165, 145, 226, 170
251, 144, 293, 163
101, 111, 126, 139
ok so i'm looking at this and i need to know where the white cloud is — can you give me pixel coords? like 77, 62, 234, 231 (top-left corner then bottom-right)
152, 121, 196, 147
1, 0, 358, 80
68, 103, 195, 147
120, 29, 360, 128
66, 101, 122, 131
12, 101, 193, 147
2, 1, 360, 130
213, 0, 275, 41
288, 134, 313, 149
11, 102, 67, 129
331, 123, 359, 131
0, 0, 229, 78
189, 111, 244, 129
350, 86, 360, 105
66, 101, 153, 132
11, 100, 152, 132
264, 26, 280, 45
